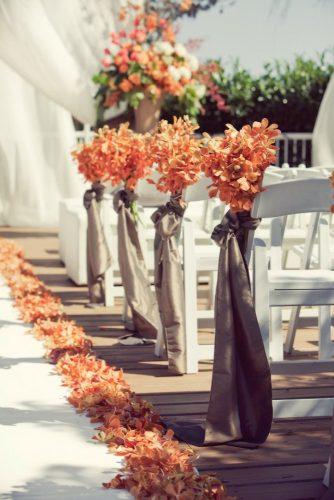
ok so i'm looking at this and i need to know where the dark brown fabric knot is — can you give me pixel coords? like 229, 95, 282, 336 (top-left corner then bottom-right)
151, 198, 187, 240
212, 210, 261, 254
83, 182, 105, 209
113, 189, 138, 212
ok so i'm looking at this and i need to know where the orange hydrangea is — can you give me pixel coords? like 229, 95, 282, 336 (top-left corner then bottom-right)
201, 118, 280, 212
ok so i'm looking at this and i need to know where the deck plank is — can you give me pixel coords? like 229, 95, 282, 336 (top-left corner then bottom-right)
1, 226, 332, 500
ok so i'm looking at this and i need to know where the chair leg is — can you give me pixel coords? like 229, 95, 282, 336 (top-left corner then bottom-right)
122, 298, 134, 331
154, 316, 165, 357
270, 308, 284, 361
208, 270, 217, 310
284, 305, 301, 354
183, 219, 199, 374
253, 238, 270, 359
319, 306, 333, 360
104, 266, 114, 307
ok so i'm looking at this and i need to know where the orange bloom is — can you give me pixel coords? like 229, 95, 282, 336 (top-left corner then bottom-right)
201, 118, 280, 212
72, 123, 152, 189
147, 116, 203, 195
119, 63, 129, 73
145, 13, 158, 31
180, 0, 193, 11
162, 25, 175, 43
114, 55, 123, 66
119, 79, 133, 93
136, 51, 149, 65
128, 73, 141, 86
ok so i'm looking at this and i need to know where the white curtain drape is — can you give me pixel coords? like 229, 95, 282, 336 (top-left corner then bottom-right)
0, 0, 132, 226
0, 60, 85, 226
312, 72, 334, 166
0, 0, 97, 124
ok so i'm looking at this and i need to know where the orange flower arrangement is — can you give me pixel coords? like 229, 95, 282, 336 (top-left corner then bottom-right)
201, 118, 280, 212
71, 133, 110, 184
0, 237, 232, 499
148, 116, 203, 195
72, 124, 152, 191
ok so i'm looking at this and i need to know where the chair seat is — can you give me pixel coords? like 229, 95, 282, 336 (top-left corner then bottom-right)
269, 269, 334, 290
195, 245, 220, 271
257, 227, 306, 245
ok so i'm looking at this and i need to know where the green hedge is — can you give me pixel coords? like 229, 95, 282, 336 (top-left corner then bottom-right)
162, 52, 334, 132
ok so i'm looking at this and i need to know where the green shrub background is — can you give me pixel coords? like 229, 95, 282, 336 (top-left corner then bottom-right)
163, 51, 334, 132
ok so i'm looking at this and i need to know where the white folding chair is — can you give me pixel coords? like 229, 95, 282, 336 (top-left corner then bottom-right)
164, 170, 286, 373
252, 178, 334, 370
58, 196, 115, 306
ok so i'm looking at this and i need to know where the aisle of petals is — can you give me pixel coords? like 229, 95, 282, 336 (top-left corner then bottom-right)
0, 238, 232, 499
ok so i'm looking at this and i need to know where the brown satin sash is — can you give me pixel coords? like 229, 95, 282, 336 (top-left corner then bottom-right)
83, 182, 111, 305
165, 210, 273, 446
113, 189, 159, 339
151, 197, 187, 375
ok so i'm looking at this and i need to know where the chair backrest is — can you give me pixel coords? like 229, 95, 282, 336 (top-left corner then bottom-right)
251, 178, 332, 219
136, 171, 169, 207
262, 171, 284, 186
313, 165, 334, 175
183, 175, 212, 202
292, 167, 327, 179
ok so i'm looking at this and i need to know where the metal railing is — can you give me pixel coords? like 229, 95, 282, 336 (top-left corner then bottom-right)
276, 133, 313, 167
74, 127, 314, 168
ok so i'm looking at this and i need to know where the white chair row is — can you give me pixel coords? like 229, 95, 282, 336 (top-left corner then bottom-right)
58, 196, 116, 306
59, 169, 333, 380
155, 176, 333, 369
164, 176, 334, 419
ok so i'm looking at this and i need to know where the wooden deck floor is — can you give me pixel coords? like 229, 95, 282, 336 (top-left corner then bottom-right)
1, 226, 333, 500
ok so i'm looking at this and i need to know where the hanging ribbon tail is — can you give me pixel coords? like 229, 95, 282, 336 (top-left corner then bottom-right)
83, 182, 112, 305
169, 210, 273, 446
113, 189, 160, 339
151, 197, 187, 375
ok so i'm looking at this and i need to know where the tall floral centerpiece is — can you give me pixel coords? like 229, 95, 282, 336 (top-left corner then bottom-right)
93, 10, 204, 132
